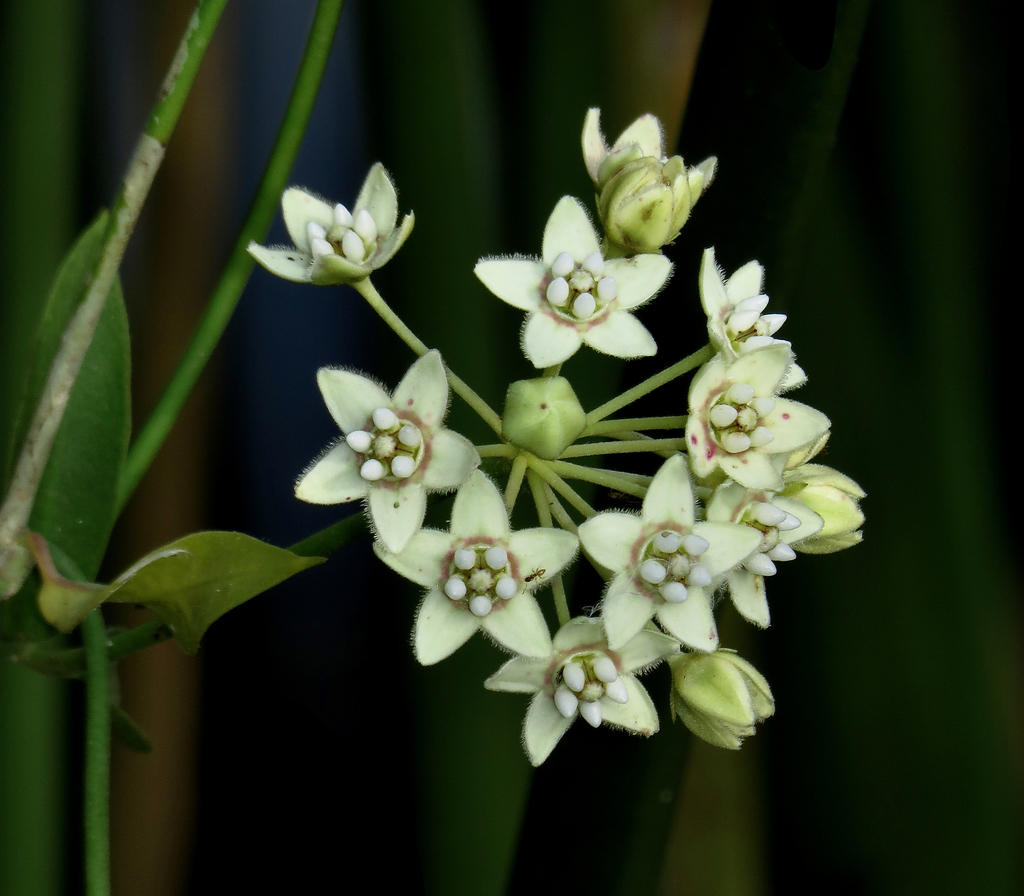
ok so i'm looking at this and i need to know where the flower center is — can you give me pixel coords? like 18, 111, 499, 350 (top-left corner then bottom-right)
707, 383, 776, 454
635, 529, 712, 603
738, 501, 802, 576
442, 544, 519, 617
543, 250, 618, 322
724, 294, 786, 351
346, 407, 423, 481
553, 650, 629, 726
306, 204, 379, 264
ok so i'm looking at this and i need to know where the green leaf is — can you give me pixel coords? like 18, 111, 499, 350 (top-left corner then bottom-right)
102, 532, 324, 654
110, 706, 152, 754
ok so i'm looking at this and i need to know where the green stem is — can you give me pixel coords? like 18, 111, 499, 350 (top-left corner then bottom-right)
523, 456, 595, 518
582, 415, 687, 437
547, 460, 648, 499
525, 471, 570, 625
476, 443, 514, 458
81, 609, 109, 896
586, 344, 713, 426
504, 454, 528, 514
560, 437, 688, 458
118, 0, 347, 510
353, 278, 503, 436
541, 364, 562, 378
540, 481, 577, 534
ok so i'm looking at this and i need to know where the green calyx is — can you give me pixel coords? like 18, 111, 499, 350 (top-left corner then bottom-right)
501, 376, 586, 460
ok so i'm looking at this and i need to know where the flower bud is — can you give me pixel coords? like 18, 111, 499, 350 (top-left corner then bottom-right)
669, 649, 774, 749
782, 464, 865, 554
502, 376, 586, 460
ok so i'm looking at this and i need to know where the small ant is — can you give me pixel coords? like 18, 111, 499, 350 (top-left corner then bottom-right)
524, 568, 546, 583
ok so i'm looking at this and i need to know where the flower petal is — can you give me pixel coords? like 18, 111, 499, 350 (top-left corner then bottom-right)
553, 616, 605, 652
601, 573, 655, 649
481, 593, 552, 657
718, 450, 783, 491
762, 399, 831, 454
600, 674, 659, 735
372, 529, 452, 588
541, 196, 599, 265
507, 528, 579, 586
414, 587, 480, 665
725, 260, 764, 302
247, 244, 312, 283
393, 351, 449, 431
485, 656, 548, 693
368, 482, 427, 552
779, 361, 807, 392
692, 521, 761, 577
688, 356, 726, 416
354, 162, 398, 238
577, 512, 643, 573
582, 311, 657, 359
316, 368, 391, 434
656, 587, 719, 652
612, 113, 663, 158
450, 471, 510, 540
727, 344, 791, 395
311, 252, 369, 285
582, 108, 606, 182
474, 259, 545, 311
685, 415, 718, 481
605, 255, 673, 310
773, 496, 825, 543
524, 692, 574, 766
699, 248, 730, 321
295, 443, 367, 504
616, 627, 680, 672
728, 569, 770, 627
282, 187, 335, 252
522, 312, 583, 368
641, 454, 695, 527
372, 212, 415, 270
419, 429, 480, 491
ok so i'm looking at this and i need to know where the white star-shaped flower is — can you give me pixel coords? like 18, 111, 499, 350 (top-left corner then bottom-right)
485, 617, 679, 766
248, 163, 414, 286
686, 344, 830, 491
474, 196, 671, 368
374, 471, 578, 664
295, 351, 478, 552
578, 455, 761, 653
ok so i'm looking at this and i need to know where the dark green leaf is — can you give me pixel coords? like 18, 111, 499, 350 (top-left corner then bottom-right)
110, 705, 152, 754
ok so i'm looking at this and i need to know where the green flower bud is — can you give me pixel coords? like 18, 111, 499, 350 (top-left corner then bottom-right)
669, 649, 774, 750
782, 464, 865, 554
502, 377, 586, 460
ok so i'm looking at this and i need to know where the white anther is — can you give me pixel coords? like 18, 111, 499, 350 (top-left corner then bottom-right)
390, 455, 415, 478
554, 685, 579, 718
744, 553, 777, 576
768, 543, 797, 562
743, 336, 774, 350
727, 309, 760, 334
562, 662, 585, 692
454, 548, 477, 570
341, 229, 366, 262
751, 503, 787, 526
307, 221, 326, 243
687, 564, 712, 587
491, 575, 515, 600
735, 294, 770, 315
660, 581, 688, 603
310, 237, 335, 257
551, 251, 575, 278
751, 397, 776, 417
372, 407, 398, 430
398, 424, 421, 447
572, 292, 596, 319
546, 276, 570, 306
604, 678, 629, 704
469, 595, 492, 617
640, 559, 667, 584
360, 458, 385, 481
334, 203, 353, 228
761, 313, 787, 335
681, 534, 709, 556
778, 512, 802, 531
578, 700, 603, 728
444, 576, 467, 600
725, 382, 756, 404
709, 404, 739, 428
345, 430, 372, 453
485, 546, 508, 570
582, 251, 604, 276
593, 655, 618, 683
353, 208, 377, 243
654, 531, 681, 553
749, 426, 774, 447
597, 276, 618, 301
721, 431, 752, 453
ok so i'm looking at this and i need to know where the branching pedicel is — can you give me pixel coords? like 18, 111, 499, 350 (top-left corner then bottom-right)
250, 108, 866, 767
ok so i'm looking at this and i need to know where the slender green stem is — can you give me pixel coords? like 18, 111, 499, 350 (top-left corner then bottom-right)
523, 456, 595, 518
81, 609, 110, 896
560, 437, 688, 458
476, 443, 514, 458
526, 471, 570, 625
504, 454, 528, 514
540, 481, 577, 534
586, 344, 713, 426
547, 460, 648, 499
118, 0, 347, 509
582, 415, 687, 437
541, 364, 562, 378
354, 279, 503, 436
550, 576, 570, 626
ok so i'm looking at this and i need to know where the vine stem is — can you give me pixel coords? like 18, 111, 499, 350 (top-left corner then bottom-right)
559, 437, 688, 458
476, 443, 514, 458
1, 0, 230, 595
581, 415, 687, 437
504, 454, 528, 513
585, 344, 713, 426
82, 609, 110, 896
354, 278, 503, 436
526, 471, 570, 626
118, 0, 347, 510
